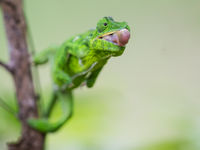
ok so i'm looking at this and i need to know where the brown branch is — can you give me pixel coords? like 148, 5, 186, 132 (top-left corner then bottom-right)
0, 0, 46, 150
0, 60, 13, 73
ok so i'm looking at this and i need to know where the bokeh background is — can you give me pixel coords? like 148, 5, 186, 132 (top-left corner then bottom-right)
0, 0, 200, 149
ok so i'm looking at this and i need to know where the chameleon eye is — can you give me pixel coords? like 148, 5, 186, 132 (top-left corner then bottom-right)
104, 23, 107, 26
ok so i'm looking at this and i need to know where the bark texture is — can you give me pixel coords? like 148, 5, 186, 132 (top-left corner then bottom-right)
0, 0, 45, 149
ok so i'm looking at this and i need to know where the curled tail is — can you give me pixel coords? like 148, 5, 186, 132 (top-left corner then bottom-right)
28, 91, 73, 133
27, 111, 73, 133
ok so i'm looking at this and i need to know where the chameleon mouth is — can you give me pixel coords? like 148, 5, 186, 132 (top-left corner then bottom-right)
98, 29, 130, 46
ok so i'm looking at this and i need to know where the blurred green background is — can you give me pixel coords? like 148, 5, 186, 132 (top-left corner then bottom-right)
0, 0, 200, 149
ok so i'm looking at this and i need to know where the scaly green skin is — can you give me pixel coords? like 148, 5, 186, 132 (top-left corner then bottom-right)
28, 17, 130, 133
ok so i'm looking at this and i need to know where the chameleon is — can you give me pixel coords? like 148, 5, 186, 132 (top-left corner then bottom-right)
28, 17, 130, 133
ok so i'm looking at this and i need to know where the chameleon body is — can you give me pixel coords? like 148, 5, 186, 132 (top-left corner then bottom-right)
28, 17, 130, 133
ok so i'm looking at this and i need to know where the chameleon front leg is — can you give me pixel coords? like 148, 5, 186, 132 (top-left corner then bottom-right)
28, 90, 73, 133
86, 67, 103, 88
33, 47, 57, 65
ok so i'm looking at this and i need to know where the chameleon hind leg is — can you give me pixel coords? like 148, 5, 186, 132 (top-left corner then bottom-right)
28, 90, 73, 133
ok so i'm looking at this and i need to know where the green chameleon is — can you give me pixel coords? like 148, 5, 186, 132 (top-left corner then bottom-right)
28, 17, 130, 133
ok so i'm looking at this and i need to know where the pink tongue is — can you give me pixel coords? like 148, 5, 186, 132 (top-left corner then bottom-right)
117, 29, 130, 46
103, 29, 130, 46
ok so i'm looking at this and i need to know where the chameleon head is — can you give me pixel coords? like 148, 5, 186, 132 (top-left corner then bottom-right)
89, 17, 130, 57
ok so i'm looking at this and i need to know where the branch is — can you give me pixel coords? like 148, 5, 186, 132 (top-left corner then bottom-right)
0, 0, 46, 150
0, 60, 13, 73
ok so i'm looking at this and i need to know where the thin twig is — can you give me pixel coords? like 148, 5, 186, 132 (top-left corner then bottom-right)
0, 97, 17, 118
25, 15, 44, 115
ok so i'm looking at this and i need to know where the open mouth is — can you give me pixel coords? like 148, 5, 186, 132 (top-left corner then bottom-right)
98, 29, 130, 47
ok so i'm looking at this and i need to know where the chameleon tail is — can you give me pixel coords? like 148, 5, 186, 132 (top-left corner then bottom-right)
28, 91, 73, 133
44, 92, 58, 118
